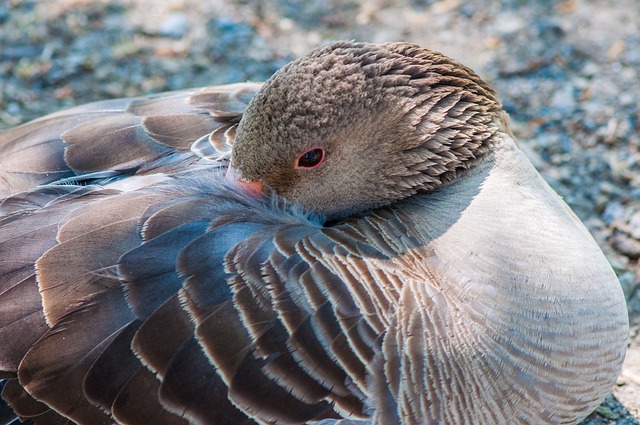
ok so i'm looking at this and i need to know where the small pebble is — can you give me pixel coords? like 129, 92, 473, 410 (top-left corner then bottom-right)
602, 201, 626, 225
629, 211, 640, 240
550, 84, 576, 113
159, 13, 189, 39
611, 233, 640, 259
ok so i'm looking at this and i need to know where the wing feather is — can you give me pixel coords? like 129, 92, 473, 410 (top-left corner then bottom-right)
0, 186, 118, 375
130, 296, 194, 378
83, 321, 143, 414
111, 367, 188, 425
18, 289, 132, 424
157, 336, 254, 425
1, 378, 50, 419
0, 82, 425, 425
0, 83, 260, 199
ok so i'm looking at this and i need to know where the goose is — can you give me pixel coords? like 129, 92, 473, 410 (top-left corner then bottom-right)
0, 41, 629, 425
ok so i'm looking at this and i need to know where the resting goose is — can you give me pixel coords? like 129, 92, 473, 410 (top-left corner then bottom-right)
0, 41, 629, 425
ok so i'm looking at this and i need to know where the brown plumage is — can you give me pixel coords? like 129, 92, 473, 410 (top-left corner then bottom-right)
0, 41, 628, 425
233, 42, 501, 219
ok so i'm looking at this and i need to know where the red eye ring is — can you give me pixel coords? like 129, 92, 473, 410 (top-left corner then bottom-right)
296, 148, 325, 169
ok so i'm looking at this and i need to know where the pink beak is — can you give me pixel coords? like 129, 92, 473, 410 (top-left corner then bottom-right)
225, 164, 264, 197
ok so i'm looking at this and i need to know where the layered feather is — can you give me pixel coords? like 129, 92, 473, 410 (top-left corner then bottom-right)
0, 42, 628, 425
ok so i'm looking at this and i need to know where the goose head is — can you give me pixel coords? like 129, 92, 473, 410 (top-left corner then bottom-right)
231, 41, 504, 220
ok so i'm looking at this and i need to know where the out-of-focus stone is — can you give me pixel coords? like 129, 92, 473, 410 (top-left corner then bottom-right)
159, 13, 189, 39
612, 233, 640, 259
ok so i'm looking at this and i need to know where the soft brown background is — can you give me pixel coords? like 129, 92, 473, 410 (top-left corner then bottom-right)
1, 0, 638, 422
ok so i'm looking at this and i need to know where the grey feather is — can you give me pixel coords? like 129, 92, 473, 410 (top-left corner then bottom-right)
0, 41, 627, 425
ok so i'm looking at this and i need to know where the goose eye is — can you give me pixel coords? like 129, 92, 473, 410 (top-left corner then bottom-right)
296, 148, 325, 169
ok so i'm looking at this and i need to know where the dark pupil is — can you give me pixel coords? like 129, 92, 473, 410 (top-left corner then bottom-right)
298, 149, 323, 167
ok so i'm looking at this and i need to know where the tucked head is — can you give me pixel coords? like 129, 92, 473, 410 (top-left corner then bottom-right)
231, 41, 503, 220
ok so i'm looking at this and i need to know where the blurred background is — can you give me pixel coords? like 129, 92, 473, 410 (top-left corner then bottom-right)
0, 0, 639, 422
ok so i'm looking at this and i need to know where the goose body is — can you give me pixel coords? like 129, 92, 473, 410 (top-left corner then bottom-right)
0, 41, 628, 425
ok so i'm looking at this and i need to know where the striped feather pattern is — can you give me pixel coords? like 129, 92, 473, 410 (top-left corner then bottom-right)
0, 42, 628, 425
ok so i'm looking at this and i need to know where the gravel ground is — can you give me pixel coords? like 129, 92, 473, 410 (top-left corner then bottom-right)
1, 0, 639, 423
